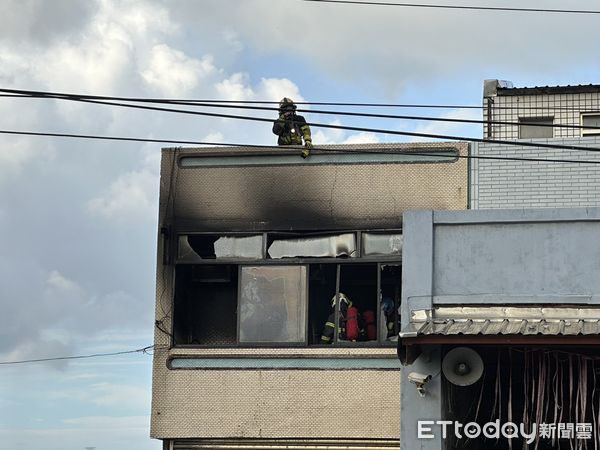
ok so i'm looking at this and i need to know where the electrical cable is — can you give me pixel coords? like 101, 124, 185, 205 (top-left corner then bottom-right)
302, 0, 600, 15
3, 87, 600, 111
3, 90, 600, 152
0, 345, 154, 366
1, 128, 600, 165
9, 88, 600, 131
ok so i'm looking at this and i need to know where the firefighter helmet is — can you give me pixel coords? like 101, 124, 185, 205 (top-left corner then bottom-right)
331, 292, 352, 309
278, 97, 297, 113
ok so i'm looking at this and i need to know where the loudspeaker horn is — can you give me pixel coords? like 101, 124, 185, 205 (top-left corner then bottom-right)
442, 347, 484, 386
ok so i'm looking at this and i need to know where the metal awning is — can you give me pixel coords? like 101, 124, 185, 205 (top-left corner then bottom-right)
401, 306, 600, 338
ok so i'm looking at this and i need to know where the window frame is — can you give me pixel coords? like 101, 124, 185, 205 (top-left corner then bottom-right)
518, 116, 554, 139
581, 113, 600, 137
170, 230, 402, 349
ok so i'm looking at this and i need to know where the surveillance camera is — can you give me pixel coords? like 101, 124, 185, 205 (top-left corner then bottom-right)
408, 372, 432, 397
408, 372, 432, 385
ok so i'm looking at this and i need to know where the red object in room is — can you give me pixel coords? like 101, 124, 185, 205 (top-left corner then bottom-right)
363, 310, 377, 341
346, 306, 360, 341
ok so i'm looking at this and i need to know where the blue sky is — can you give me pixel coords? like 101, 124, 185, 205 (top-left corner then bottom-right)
1, 0, 600, 449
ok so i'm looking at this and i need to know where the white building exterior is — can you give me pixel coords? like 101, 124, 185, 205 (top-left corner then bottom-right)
483, 80, 600, 140
473, 81, 600, 209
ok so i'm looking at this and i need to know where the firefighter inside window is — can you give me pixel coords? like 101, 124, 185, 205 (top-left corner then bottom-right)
320, 292, 379, 344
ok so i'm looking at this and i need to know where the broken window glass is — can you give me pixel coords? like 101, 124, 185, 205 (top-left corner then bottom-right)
362, 233, 402, 257
178, 234, 263, 261
268, 233, 356, 259
239, 266, 307, 343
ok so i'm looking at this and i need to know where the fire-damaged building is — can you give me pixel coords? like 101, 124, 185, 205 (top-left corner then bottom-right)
150, 142, 468, 450
399, 208, 600, 450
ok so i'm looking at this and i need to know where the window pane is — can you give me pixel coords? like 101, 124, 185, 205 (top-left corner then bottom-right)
268, 233, 356, 259
178, 235, 263, 261
239, 266, 307, 343
582, 114, 600, 135
362, 233, 403, 256
518, 117, 553, 139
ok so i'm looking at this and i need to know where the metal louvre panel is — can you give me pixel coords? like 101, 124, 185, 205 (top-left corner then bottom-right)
161, 143, 468, 232
410, 318, 600, 336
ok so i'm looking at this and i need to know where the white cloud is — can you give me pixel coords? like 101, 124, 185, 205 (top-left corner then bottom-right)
86, 150, 159, 222
142, 44, 216, 96
408, 108, 482, 142
47, 270, 84, 295
203, 131, 224, 143
310, 120, 380, 145
256, 77, 305, 103
342, 132, 380, 145
90, 383, 151, 410
215, 72, 255, 101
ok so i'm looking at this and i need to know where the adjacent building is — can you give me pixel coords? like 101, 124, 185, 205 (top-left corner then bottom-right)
474, 80, 600, 209
398, 207, 600, 450
396, 81, 600, 449
483, 79, 600, 140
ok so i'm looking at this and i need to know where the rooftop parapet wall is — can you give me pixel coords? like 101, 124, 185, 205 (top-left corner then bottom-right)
158, 143, 468, 232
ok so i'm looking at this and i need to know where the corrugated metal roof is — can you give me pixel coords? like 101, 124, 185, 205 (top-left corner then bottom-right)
498, 84, 600, 96
402, 306, 600, 337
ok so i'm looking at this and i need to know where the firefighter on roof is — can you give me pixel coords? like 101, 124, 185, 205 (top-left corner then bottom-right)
272, 97, 313, 158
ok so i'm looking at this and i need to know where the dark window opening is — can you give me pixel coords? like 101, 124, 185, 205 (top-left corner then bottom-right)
186, 235, 218, 258
308, 264, 338, 344
173, 264, 238, 345
172, 261, 400, 347
380, 264, 401, 341
339, 264, 378, 343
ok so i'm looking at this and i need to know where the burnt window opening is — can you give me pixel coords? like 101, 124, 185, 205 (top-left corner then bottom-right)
173, 265, 238, 345
172, 262, 400, 347
309, 263, 400, 345
179, 234, 263, 261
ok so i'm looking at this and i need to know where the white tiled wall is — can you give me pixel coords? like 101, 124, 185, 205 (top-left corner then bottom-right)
470, 137, 600, 209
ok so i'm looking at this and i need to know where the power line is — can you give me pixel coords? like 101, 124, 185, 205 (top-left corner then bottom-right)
4, 88, 600, 131
1, 128, 600, 165
2, 90, 600, 156
3, 88, 600, 112
303, 0, 600, 15
0, 345, 154, 366
6, 91, 600, 152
